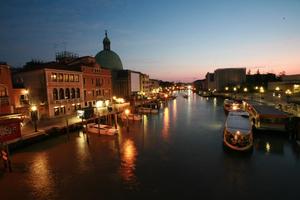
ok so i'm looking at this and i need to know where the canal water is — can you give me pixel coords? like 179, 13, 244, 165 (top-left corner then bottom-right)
1, 93, 300, 199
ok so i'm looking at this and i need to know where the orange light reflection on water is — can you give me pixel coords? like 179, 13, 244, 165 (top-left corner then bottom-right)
162, 107, 170, 140
120, 139, 138, 186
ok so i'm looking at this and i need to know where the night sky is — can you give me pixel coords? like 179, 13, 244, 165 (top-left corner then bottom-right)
1, 0, 299, 81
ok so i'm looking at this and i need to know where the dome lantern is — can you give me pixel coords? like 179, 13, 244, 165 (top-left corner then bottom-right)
103, 30, 111, 51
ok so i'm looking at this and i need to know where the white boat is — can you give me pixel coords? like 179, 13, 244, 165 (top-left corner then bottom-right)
223, 99, 243, 115
87, 123, 118, 136
223, 111, 253, 151
120, 113, 142, 121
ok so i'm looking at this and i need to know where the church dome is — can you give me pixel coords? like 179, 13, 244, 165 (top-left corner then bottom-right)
95, 31, 123, 71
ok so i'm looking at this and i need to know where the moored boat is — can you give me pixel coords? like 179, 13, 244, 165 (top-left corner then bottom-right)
223, 111, 253, 151
223, 99, 243, 115
120, 113, 142, 121
87, 123, 118, 136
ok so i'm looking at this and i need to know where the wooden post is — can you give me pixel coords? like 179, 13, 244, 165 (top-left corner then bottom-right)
86, 120, 89, 144
66, 118, 70, 140
114, 113, 118, 129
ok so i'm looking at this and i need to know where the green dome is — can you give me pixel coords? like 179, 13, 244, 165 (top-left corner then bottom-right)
95, 50, 123, 70
95, 31, 123, 71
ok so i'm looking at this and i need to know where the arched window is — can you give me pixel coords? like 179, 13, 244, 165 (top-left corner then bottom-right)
76, 88, 80, 98
65, 88, 70, 99
71, 88, 75, 99
53, 88, 58, 100
59, 88, 64, 99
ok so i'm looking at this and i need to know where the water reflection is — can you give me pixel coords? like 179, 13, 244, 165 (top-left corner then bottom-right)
162, 107, 170, 140
119, 139, 138, 189
28, 153, 54, 197
172, 99, 177, 122
75, 134, 89, 171
254, 135, 285, 155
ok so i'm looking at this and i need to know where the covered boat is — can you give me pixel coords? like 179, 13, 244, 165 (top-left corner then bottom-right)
224, 111, 253, 151
87, 123, 118, 136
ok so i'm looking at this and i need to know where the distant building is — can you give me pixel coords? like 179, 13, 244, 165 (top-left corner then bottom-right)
268, 74, 300, 94
205, 72, 216, 91
214, 68, 246, 91
193, 79, 206, 91
0, 62, 13, 114
140, 73, 150, 95
246, 73, 279, 90
149, 79, 160, 92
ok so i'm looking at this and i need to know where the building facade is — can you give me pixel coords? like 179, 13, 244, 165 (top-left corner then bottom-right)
214, 68, 246, 91
0, 62, 13, 114
14, 66, 84, 118
66, 56, 112, 108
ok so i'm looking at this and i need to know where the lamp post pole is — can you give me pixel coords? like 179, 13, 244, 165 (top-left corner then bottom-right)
125, 109, 130, 132
31, 105, 38, 132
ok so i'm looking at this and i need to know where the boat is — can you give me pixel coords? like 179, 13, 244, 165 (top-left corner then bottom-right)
87, 123, 118, 136
138, 107, 159, 114
183, 94, 189, 99
223, 99, 243, 115
120, 113, 142, 121
245, 102, 290, 132
223, 111, 253, 151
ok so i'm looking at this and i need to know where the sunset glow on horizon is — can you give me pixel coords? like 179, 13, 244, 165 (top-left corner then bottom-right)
1, 0, 299, 82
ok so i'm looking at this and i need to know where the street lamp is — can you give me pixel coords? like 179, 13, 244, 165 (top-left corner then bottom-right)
259, 87, 264, 103
96, 100, 103, 135
30, 105, 38, 132
243, 88, 248, 92
125, 108, 130, 132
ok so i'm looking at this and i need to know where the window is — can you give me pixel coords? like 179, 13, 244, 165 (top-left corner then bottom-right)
64, 74, 69, 82
85, 102, 87, 107
84, 90, 86, 98
74, 75, 79, 82
65, 88, 70, 99
71, 88, 75, 99
83, 78, 85, 85
69, 74, 74, 82
54, 107, 59, 116
51, 73, 57, 81
53, 88, 58, 100
92, 79, 94, 85
59, 88, 64, 99
76, 88, 80, 98
60, 106, 65, 114
0, 86, 7, 97
58, 73, 63, 82
92, 90, 94, 97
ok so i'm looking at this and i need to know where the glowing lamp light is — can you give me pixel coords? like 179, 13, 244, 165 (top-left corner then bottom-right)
31, 105, 37, 111
105, 100, 110, 107
24, 89, 29, 95
285, 89, 292, 95
233, 87, 237, 91
113, 96, 117, 100
275, 86, 280, 91
225, 87, 229, 91
96, 100, 103, 108
125, 109, 130, 116
243, 88, 248, 92
164, 94, 168, 98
